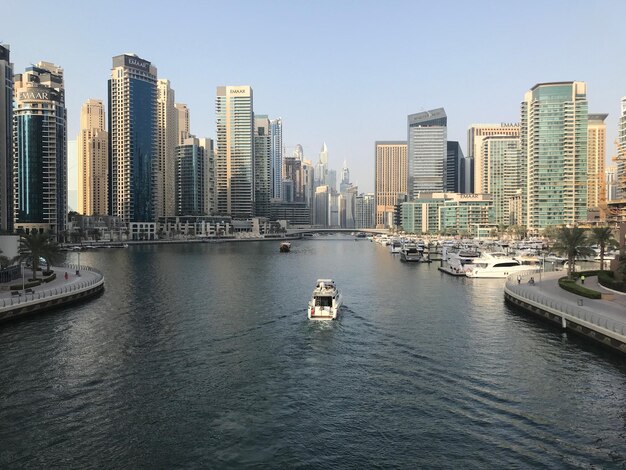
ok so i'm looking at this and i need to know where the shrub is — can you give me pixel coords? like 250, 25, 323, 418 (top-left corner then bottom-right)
10, 279, 42, 290
558, 277, 601, 299
598, 270, 626, 293
43, 273, 56, 283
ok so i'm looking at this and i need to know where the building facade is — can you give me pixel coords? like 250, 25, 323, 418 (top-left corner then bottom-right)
254, 115, 271, 217
355, 193, 375, 229
446, 141, 464, 193
481, 136, 522, 225
78, 99, 108, 216
375, 141, 407, 227
13, 62, 67, 234
522, 82, 588, 232
0, 45, 13, 232
216, 85, 254, 218
109, 54, 157, 223
175, 103, 190, 145
407, 108, 447, 196
587, 113, 607, 211
467, 123, 520, 194
175, 137, 207, 216
270, 118, 282, 200
156, 79, 178, 218
618, 97, 626, 201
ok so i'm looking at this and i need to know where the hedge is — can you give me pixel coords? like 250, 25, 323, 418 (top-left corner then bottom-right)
43, 272, 56, 283
10, 279, 42, 290
558, 277, 602, 299
598, 271, 626, 293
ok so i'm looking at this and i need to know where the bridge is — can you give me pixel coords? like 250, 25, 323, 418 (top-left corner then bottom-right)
285, 228, 390, 236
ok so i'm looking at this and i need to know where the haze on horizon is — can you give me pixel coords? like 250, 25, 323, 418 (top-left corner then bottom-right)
3, 0, 625, 193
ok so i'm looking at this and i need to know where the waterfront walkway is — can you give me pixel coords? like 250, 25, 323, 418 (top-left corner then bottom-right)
0, 264, 103, 311
505, 271, 626, 350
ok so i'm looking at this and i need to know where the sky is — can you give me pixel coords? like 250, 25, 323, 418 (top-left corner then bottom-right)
3, 0, 626, 194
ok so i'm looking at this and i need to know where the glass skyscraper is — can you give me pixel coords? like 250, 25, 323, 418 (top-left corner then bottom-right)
109, 54, 157, 223
0, 44, 13, 232
407, 108, 447, 197
521, 82, 588, 231
216, 86, 254, 218
254, 115, 271, 217
270, 118, 282, 200
175, 137, 207, 216
13, 62, 67, 235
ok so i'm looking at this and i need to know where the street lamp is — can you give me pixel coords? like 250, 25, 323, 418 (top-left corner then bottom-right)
21, 261, 25, 292
76, 251, 80, 276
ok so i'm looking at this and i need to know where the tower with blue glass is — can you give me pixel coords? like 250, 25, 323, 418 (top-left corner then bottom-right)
109, 54, 157, 223
13, 61, 67, 235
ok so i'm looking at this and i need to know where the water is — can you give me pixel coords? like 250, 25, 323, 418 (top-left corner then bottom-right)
1, 238, 625, 468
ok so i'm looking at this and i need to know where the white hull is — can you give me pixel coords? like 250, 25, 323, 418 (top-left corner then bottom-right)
466, 265, 532, 278
308, 293, 342, 320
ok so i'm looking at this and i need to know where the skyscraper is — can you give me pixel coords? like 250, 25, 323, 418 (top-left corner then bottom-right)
216, 86, 254, 218
254, 114, 271, 217
355, 193, 375, 229
407, 108, 447, 196
175, 137, 207, 216
618, 97, 626, 201
587, 113, 607, 210
175, 103, 190, 145
480, 136, 522, 225
109, 54, 157, 223
467, 124, 520, 194
522, 82, 588, 232
0, 45, 13, 232
13, 62, 67, 234
340, 160, 351, 193
375, 141, 407, 227
78, 99, 108, 215
315, 143, 328, 187
283, 155, 303, 202
156, 79, 178, 218
446, 141, 464, 193
270, 118, 282, 200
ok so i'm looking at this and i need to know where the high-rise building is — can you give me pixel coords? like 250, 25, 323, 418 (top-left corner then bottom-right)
618, 97, 626, 201
0, 45, 13, 232
14, 62, 67, 234
215, 85, 254, 218
156, 79, 178, 218
339, 186, 357, 229
302, 159, 315, 210
78, 99, 108, 215
198, 137, 215, 215
293, 144, 303, 160
522, 82, 588, 232
175, 103, 190, 145
446, 141, 464, 193
254, 115, 271, 217
407, 108, 447, 196
481, 136, 522, 225
375, 141, 407, 228
315, 143, 328, 187
606, 165, 618, 201
283, 156, 303, 202
355, 193, 375, 229
467, 124, 520, 194
340, 160, 351, 193
587, 113, 607, 210
270, 118, 282, 200
109, 53, 157, 223
313, 185, 330, 227
175, 137, 207, 216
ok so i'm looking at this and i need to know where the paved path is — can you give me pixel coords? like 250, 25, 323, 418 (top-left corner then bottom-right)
0, 264, 101, 304
510, 271, 626, 332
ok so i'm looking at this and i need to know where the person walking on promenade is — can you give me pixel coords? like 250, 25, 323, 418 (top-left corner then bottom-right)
581, 275, 585, 285
64, 271, 68, 281
517, 275, 521, 285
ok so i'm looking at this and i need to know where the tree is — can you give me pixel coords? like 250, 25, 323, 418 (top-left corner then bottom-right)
551, 227, 595, 279
589, 226, 617, 271
17, 232, 62, 280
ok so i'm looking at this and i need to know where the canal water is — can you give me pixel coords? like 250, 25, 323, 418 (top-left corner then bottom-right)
1, 238, 625, 468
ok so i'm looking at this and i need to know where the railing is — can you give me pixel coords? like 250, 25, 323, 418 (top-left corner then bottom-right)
0, 264, 104, 309
505, 272, 626, 338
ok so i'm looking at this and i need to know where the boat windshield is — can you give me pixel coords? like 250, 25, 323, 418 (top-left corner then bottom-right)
315, 297, 333, 307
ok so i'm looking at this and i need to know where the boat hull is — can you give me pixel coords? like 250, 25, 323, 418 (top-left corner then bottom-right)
308, 294, 342, 320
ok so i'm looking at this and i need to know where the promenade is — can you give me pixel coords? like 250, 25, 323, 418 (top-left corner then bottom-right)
0, 264, 104, 321
505, 271, 626, 353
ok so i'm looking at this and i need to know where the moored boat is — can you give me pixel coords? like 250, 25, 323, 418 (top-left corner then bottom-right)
308, 279, 342, 320
280, 241, 291, 252
465, 252, 537, 278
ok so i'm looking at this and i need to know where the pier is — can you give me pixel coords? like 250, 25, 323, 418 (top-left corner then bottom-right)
504, 271, 626, 353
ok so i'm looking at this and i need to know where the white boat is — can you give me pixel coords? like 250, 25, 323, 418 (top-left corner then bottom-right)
389, 239, 403, 254
400, 243, 429, 262
308, 279, 342, 320
466, 252, 536, 278
280, 241, 291, 252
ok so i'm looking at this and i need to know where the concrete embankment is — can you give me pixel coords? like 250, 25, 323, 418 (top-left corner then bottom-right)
504, 271, 626, 354
0, 264, 104, 323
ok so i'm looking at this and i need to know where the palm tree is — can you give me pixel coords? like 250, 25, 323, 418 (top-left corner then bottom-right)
589, 226, 617, 271
18, 232, 62, 280
551, 227, 596, 279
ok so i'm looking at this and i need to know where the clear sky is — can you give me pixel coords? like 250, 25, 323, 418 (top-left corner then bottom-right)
3, 0, 625, 193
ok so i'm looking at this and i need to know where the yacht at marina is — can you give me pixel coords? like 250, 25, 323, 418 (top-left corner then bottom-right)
465, 252, 536, 278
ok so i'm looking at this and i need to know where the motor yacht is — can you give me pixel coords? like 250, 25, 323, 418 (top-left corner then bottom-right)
280, 241, 291, 253
308, 279, 342, 320
465, 252, 536, 278
389, 239, 403, 254
400, 243, 429, 262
